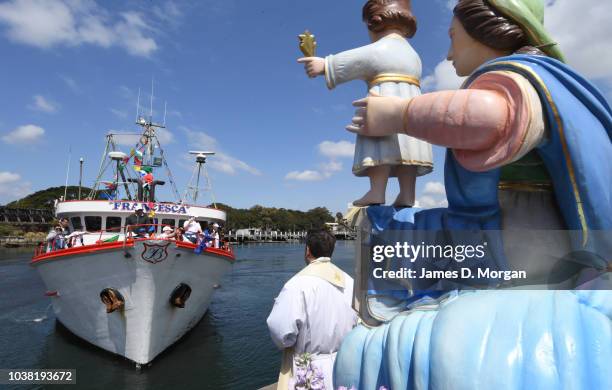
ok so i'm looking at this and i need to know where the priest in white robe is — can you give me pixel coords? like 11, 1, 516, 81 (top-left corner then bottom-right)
267, 230, 358, 390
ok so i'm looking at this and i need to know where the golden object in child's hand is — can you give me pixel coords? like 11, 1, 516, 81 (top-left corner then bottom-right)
298, 30, 317, 57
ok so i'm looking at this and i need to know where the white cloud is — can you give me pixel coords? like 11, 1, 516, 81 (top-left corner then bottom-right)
1, 124, 45, 144
152, 1, 182, 26
183, 127, 261, 176
422, 60, 466, 92
318, 140, 355, 159
0, 171, 31, 204
114, 12, 157, 57
545, 0, 612, 95
285, 170, 326, 182
212, 154, 261, 176
415, 195, 448, 209
29, 94, 58, 113
155, 129, 174, 145
286, 159, 345, 182
319, 160, 343, 173
286, 140, 354, 182
423, 181, 446, 196
0, 0, 158, 57
0, 171, 20, 184
415, 181, 448, 209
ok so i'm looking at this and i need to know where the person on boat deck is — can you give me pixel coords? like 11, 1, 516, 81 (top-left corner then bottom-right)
221, 237, 230, 251
211, 223, 220, 248
194, 223, 214, 254
159, 226, 175, 239
125, 205, 154, 237
45, 225, 66, 252
266, 229, 357, 390
58, 217, 75, 247
183, 216, 202, 243
176, 227, 186, 242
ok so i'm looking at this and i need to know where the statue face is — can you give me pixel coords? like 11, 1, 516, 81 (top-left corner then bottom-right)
447, 17, 490, 77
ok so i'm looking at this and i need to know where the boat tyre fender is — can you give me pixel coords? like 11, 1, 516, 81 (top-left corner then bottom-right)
170, 283, 192, 308
100, 288, 125, 313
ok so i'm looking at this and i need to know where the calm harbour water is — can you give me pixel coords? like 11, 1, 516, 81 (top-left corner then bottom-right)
0, 241, 355, 390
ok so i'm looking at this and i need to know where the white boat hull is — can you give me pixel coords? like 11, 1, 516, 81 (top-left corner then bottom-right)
32, 240, 233, 364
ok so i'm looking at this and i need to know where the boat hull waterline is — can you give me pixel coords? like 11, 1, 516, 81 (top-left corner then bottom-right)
32, 240, 234, 364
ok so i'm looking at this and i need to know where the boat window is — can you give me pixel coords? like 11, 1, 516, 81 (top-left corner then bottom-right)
179, 219, 187, 229
71, 216, 83, 230
106, 216, 122, 232
162, 219, 176, 228
85, 216, 102, 231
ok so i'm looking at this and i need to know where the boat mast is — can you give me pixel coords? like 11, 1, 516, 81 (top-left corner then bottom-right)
88, 83, 182, 203
185, 151, 217, 207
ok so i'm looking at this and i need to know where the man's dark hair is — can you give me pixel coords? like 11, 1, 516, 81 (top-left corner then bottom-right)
306, 229, 336, 258
59, 217, 68, 222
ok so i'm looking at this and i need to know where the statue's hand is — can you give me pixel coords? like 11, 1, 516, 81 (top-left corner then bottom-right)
346, 95, 411, 137
297, 57, 325, 78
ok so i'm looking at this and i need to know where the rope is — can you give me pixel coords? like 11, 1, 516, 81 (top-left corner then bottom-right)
155, 137, 182, 203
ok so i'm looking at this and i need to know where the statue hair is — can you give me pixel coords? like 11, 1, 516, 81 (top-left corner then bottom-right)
362, 0, 417, 38
453, 0, 547, 56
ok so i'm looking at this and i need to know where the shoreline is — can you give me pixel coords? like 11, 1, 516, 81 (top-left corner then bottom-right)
0, 236, 42, 248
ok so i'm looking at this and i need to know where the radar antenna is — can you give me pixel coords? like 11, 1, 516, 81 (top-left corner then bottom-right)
185, 151, 216, 206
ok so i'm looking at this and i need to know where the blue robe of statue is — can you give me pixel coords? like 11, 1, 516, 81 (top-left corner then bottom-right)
333, 55, 612, 389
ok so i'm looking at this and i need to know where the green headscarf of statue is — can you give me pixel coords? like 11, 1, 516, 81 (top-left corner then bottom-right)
488, 0, 565, 62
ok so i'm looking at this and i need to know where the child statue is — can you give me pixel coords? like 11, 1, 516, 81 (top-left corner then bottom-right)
299, 0, 433, 207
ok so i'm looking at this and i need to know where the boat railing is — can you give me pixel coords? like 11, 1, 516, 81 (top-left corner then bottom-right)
34, 228, 124, 256
33, 223, 232, 256
123, 223, 232, 253
123, 223, 173, 239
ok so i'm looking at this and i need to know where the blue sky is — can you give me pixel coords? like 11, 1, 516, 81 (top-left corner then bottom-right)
0, 0, 610, 214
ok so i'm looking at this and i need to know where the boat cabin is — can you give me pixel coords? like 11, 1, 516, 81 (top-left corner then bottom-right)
55, 200, 226, 245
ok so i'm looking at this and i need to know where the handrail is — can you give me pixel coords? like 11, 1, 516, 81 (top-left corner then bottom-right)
123, 223, 174, 238
33, 223, 231, 256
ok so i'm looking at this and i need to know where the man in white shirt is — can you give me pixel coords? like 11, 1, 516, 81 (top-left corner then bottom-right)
266, 229, 357, 390
211, 223, 220, 248
183, 216, 202, 243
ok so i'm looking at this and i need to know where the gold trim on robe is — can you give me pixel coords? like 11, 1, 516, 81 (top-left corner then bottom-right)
368, 73, 421, 88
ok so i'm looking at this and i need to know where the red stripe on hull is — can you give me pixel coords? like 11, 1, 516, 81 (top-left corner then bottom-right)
31, 239, 235, 264
31, 241, 132, 264
174, 241, 235, 261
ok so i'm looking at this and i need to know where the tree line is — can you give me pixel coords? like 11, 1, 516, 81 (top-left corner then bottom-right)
214, 203, 335, 231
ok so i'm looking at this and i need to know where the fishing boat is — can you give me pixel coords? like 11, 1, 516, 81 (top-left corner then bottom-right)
31, 109, 235, 365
